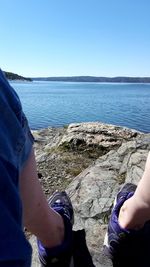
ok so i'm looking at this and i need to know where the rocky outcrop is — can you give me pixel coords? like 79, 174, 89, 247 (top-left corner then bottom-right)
59, 122, 139, 151
29, 122, 150, 267
66, 135, 150, 267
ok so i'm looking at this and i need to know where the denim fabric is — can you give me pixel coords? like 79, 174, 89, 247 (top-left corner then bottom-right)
0, 69, 34, 266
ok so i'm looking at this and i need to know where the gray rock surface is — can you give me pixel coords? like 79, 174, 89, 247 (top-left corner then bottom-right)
29, 122, 150, 267
66, 135, 150, 267
59, 122, 139, 150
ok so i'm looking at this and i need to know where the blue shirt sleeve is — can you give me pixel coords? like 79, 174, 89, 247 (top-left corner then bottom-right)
0, 69, 34, 171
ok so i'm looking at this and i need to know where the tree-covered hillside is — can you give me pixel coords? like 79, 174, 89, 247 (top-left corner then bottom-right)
4, 71, 32, 81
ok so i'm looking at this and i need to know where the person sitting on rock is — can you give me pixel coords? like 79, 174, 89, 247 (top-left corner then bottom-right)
0, 68, 74, 267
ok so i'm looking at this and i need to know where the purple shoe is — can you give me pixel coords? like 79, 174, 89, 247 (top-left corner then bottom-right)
48, 191, 74, 226
37, 191, 74, 267
103, 183, 150, 267
103, 183, 136, 259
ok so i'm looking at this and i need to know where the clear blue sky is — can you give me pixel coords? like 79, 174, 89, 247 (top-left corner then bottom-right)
1, 0, 150, 77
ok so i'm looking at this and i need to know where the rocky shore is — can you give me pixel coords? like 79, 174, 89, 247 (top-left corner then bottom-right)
29, 122, 150, 267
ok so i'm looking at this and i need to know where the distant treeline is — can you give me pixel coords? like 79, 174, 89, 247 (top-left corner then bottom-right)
4, 71, 32, 81
32, 76, 150, 83
4, 71, 150, 83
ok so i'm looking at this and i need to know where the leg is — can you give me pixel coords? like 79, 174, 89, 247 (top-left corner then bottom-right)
104, 183, 150, 266
119, 152, 150, 229
20, 148, 74, 266
38, 191, 74, 267
19, 147, 65, 248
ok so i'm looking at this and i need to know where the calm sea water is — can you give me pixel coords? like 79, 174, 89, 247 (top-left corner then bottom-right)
11, 81, 150, 133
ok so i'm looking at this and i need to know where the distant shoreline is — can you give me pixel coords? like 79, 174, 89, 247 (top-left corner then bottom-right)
32, 76, 150, 83
5, 70, 150, 83
4, 71, 32, 82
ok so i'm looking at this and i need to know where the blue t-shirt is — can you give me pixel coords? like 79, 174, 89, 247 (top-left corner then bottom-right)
0, 70, 33, 266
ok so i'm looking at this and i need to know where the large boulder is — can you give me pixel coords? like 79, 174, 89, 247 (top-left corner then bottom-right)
66, 134, 150, 267
59, 122, 139, 151
29, 123, 150, 267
